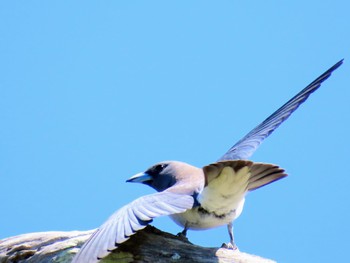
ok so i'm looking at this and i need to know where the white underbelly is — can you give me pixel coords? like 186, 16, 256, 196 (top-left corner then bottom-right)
169, 198, 245, 230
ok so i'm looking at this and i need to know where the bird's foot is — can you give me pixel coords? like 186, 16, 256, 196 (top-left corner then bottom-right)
176, 232, 189, 241
221, 242, 238, 250
176, 231, 192, 244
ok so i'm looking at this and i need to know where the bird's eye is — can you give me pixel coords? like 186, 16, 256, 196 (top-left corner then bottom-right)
148, 163, 168, 175
155, 163, 167, 172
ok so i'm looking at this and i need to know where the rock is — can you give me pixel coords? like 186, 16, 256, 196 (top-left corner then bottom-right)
0, 226, 275, 263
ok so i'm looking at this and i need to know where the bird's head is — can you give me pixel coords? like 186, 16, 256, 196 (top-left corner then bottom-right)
126, 161, 201, 192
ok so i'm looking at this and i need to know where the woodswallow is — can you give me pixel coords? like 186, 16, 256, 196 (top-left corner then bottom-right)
72, 60, 343, 263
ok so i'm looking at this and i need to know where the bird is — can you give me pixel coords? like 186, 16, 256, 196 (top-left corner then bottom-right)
72, 60, 343, 263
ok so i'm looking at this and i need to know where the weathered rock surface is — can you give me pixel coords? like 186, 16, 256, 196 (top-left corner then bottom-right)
0, 226, 276, 263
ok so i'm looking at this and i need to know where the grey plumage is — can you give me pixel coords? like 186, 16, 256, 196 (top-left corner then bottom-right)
72, 60, 343, 263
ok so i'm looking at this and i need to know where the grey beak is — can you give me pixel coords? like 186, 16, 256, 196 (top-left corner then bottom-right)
126, 172, 152, 183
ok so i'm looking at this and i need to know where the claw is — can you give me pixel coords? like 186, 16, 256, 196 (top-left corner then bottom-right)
176, 226, 192, 243
221, 242, 238, 250
176, 232, 192, 244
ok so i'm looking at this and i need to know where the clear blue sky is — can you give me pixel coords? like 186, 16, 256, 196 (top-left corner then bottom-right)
1, 1, 349, 262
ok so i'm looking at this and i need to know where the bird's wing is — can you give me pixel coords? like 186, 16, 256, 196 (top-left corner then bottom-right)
197, 160, 286, 215
72, 192, 194, 263
218, 60, 343, 161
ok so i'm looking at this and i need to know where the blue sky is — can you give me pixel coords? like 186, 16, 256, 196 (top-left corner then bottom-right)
1, 1, 349, 262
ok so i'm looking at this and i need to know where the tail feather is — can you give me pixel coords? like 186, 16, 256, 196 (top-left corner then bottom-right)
248, 163, 287, 191
203, 160, 287, 191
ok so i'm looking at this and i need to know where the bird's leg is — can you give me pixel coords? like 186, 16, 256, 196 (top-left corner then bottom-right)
177, 225, 188, 237
221, 222, 238, 250
180, 227, 188, 236
176, 224, 190, 242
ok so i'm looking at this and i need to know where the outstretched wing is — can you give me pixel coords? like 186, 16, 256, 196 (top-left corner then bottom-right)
218, 60, 343, 161
72, 192, 194, 263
